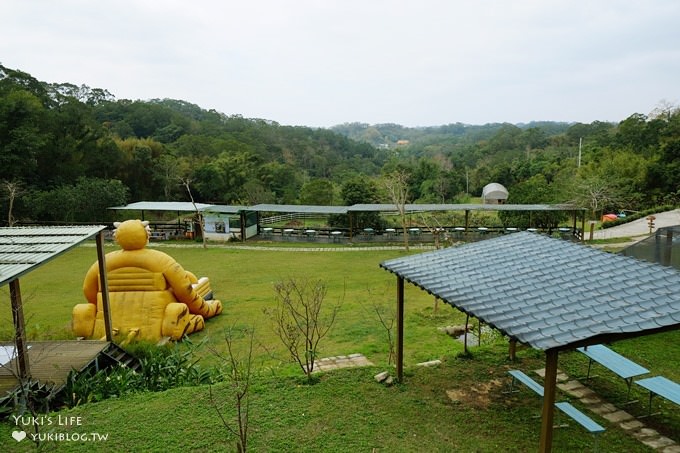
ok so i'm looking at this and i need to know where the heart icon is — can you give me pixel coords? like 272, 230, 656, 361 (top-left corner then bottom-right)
12, 430, 26, 442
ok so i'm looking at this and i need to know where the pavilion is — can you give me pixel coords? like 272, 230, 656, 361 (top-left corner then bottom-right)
380, 232, 680, 451
0, 226, 122, 397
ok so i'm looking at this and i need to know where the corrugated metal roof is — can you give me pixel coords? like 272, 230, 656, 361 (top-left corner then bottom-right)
110, 202, 581, 215
202, 205, 247, 214
109, 201, 213, 212
0, 226, 106, 286
349, 203, 580, 212
380, 231, 680, 351
250, 204, 349, 214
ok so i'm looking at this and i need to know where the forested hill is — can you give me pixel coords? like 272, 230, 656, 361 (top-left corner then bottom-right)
1, 63, 679, 226
0, 64, 385, 223
330, 121, 572, 149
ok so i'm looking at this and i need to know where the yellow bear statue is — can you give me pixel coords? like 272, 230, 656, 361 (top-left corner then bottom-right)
72, 219, 222, 342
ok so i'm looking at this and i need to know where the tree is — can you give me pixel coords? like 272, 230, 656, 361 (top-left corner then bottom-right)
299, 178, 335, 205
1, 180, 24, 226
568, 176, 622, 220
0, 90, 47, 183
27, 177, 128, 223
117, 137, 165, 200
181, 178, 206, 249
382, 170, 410, 251
329, 176, 382, 229
498, 174, 566, 228
265, 278, 342, 382
209, 326, 255, 453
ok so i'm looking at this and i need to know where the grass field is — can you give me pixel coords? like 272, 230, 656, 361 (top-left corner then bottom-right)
0, 241, 678, 451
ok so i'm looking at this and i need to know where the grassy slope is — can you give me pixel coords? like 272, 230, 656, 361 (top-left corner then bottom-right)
0, 243, 458, 368
0, 242, 678, 451
0, 345, 660, 452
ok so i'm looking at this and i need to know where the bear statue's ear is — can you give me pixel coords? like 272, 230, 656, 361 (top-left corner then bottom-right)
142, 221, 150, 227
113, 222, 121, 228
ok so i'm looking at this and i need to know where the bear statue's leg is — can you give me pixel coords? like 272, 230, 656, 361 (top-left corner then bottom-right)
187, 314, 205, 334
163, 303, 206, 340
186, 297, 222, 319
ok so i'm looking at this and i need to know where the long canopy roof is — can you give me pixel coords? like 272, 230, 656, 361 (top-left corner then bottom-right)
0, 225, 106, 287
110, 201, 581, 215
380, 232, 680, 351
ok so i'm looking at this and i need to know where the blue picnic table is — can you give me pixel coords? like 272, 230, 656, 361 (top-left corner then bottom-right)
577, 344, 649, 401
636, 376, 680, 417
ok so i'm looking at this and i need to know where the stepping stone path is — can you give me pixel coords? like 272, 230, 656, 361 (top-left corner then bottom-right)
309, 353, 373, 373
533, 368, 680, 452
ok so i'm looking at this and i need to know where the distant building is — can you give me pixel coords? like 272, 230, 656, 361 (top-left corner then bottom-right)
396, 140, 410, 146
482, 183, 509, 204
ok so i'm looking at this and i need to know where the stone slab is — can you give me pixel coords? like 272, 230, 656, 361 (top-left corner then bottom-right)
602, 410, 634, 423
619, 419, 645, 431
642, 436, 675, 449
590, 402, 618, 415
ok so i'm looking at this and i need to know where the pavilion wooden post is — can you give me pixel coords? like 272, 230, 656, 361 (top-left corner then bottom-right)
539, 349, 559, 452
9, 279, 30, 379
463, 314, 469, 354
241, 211, 247, 243
396, 276, 404, 382
96, 231, 113, 342
508, 339, 517, 361
664, 229, 673, 266
349, 212, 354, 242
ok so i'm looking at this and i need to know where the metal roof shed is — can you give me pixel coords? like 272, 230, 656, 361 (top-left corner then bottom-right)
0, 226, 114, 391
380, 232, 680, 452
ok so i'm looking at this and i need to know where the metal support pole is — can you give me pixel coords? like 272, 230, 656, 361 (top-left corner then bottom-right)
96, 231, 113, 341
396, 276, 404, 382
9, 279, 30, 379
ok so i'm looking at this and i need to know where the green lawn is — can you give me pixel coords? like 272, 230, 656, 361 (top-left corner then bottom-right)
0, 242, 678, 451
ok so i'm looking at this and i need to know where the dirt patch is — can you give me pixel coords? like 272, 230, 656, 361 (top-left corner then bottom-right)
446, 378, 504, 409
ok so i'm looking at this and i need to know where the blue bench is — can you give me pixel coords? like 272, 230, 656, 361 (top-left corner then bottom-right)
506, 370, 605, 438
555, 402, 605, 434
577, 344, 649, 401
507, 369, 544, 396
635, 376, 680, 417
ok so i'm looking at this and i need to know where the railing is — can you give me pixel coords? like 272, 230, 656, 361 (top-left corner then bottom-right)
260, 212, 321, 225
256, 226, 583, 244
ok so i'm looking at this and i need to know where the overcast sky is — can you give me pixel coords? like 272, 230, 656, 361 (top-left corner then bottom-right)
2, 0, 679, 128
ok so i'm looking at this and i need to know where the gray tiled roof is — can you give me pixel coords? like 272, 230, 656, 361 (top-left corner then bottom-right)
380, 232, 680, 351
0, 226, 106, 286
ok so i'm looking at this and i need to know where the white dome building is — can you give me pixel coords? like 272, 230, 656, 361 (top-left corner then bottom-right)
482, 183, 509, 204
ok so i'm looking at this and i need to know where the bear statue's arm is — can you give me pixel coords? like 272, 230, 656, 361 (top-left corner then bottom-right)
163, 261, 221, 318
83, 261, 101, 304
164, 261, 199, 303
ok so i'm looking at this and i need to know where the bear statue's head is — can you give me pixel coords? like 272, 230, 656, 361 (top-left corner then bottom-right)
113, 219, 151, 251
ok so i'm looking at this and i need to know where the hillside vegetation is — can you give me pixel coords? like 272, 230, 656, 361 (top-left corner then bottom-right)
1, 64, 679, 226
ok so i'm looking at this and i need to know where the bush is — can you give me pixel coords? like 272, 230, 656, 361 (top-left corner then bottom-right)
62, 339, 216, 408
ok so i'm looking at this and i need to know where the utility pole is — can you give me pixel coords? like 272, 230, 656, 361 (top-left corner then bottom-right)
578, 137, 582, 168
